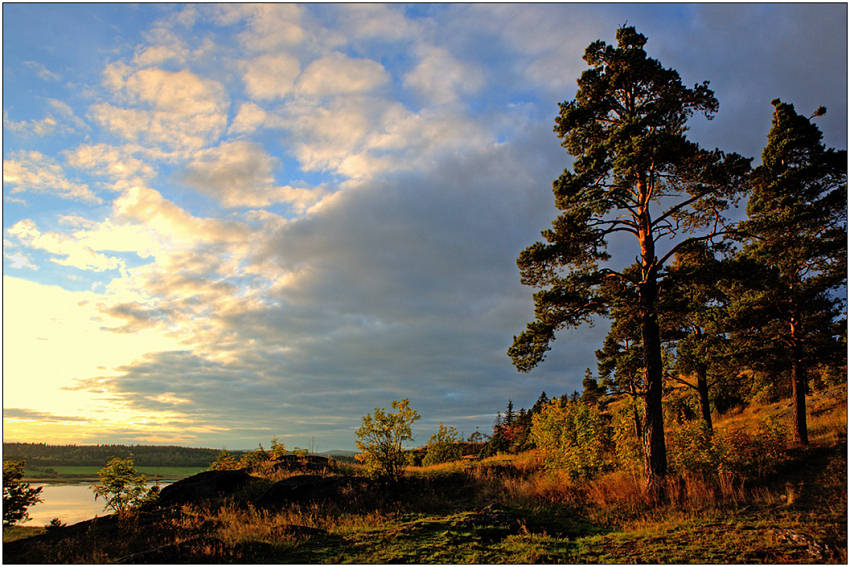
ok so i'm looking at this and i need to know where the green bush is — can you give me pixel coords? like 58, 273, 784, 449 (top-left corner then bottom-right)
91, 457, 151, 515
665, 414, 788, 482
667, 419, 722, 476
530, 399, 611, 479
3, 460, 43, 526
610, 401, 643, 474
355, 399, 420, 480
422, 423, 463, 466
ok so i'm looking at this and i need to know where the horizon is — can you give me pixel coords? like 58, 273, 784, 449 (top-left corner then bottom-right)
3, 3, 847, 452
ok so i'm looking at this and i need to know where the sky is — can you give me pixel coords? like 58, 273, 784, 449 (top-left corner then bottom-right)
2, 3, 847, 451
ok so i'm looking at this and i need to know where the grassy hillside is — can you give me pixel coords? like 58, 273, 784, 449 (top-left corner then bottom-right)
4, 386, 846, 563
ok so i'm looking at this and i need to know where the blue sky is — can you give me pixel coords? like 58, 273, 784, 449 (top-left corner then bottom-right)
3, 3, 847, 451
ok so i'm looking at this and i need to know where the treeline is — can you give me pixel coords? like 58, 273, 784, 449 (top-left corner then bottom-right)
2, 443, 245, 467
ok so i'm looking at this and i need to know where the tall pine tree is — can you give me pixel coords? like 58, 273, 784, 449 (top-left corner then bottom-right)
508, 27, 749, 493
735, 100, 846, 445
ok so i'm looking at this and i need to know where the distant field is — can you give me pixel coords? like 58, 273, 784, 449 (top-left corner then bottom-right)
24, 465, 206, 481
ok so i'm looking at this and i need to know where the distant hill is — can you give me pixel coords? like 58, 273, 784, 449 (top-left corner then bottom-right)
317, 450, 358, 463
2, 443, 247, 468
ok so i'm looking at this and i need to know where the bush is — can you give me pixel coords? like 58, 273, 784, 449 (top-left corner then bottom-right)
91, 457, 151, 514
209, 449, 243, 471
667, 419, 722, 476
609, 401, 643, 475
355, 398, 420, 480
719, 416, 788, 479
530, 399, 611, 480
3, 460, 43, 526
422, 423, 463, 466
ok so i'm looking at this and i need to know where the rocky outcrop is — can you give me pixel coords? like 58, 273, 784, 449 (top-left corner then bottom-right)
254, 474, 367, 509
157, 469, 259, 506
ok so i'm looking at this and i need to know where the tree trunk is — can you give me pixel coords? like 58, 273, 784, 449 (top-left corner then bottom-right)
639, 275, 667, 498
637, 192, 667, 498
696, 366, 713, 432
791, 358, 809, 445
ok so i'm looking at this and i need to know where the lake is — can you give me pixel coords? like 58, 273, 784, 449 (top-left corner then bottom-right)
22, 482, 169, 527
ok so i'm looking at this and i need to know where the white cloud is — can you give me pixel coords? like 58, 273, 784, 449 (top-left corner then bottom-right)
228, 102, 271, 135
296, 53, 390, 97
133, 24, 192, 67
241, 53, 301, 100
4, 113, 58, 136
213, 4, 305, 51
3, 151, 101, 203
337, 4, 419, 42
4, 99, 88, 138
92, 67, 228, 151
7, 219, 125, 273
7, 252, 39, 270
403, 45, 486, 105
65, 143, 157, 182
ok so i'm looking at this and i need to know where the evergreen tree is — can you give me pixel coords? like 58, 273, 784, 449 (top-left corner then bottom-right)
734, 100, 846, 445
531, 391, 549, 414
581, 368, 604, 405
662, 241, 733, 431
508, 26, 749, 492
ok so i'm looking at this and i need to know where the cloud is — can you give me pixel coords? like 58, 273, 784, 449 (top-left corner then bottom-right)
403, 46, 485, 105
178, 140, 324, 210
68, 129, 593, 448
3, 150, 101, 202
4, 99, 89, 138
112, 184, 250, 246
296, 53, 391, 97
277, 95, 492, 181
4, 408, 89, 423
213, 4, 305, 51
24, 60, 61, 81
65, 143, 157, 183
6, 252, 39, 270
132, 25, 191, 67
92, 67, 228, 151
228, 102, 272, 135
336, 4, 420, 42
7, 219, 125, 272
241, 53, 301, 100
179, 141, 279, 206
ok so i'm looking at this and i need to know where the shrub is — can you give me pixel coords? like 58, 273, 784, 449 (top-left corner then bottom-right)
209, 449, 242, 471
355, 398, 420, 480
91, 457, 151, 514
3, 460, 43, 526
667, 419, 722, 476
422, 423, 463, 466
719, 416, 788, 479
530, 399, 611, 479
609, 400, 643, 475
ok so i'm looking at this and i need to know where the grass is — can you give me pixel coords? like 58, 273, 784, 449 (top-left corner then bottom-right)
5, 385, 846, 563
3, 525, 45, 543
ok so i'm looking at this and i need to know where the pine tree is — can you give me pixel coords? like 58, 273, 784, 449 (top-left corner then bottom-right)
508, 26, 749, 493
734, 100, 846, 445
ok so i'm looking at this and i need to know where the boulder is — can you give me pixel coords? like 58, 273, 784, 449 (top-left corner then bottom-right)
157, 469, 257, 506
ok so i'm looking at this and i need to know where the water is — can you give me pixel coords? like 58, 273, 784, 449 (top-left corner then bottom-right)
22, 482, 168, 527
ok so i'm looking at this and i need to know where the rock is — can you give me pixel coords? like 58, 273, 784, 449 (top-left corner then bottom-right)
157, 469, 258, 506
254, 474, 364, 509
